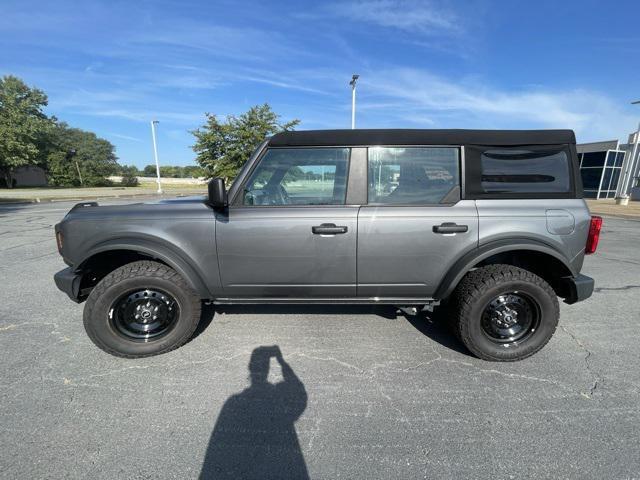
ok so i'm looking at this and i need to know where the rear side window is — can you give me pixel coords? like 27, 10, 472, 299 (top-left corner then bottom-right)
466, 145, 574, 197
367, 147, 459, 205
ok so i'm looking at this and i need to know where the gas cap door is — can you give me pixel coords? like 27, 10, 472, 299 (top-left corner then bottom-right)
546, 209, 575, 235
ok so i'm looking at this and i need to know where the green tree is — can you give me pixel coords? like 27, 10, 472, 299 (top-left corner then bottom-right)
46, 122, 119, 187
183, 165, 205, 178
191, 104, 299, 181
0, 75, 53, 188
160, 166, 182, 178
118, 164, 140, 176
143, 164, 157, 176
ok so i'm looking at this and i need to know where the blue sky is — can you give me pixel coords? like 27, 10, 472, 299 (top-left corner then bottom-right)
2, 0, 639, 167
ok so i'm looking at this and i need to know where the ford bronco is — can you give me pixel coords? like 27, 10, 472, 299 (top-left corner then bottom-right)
54, 129, 600, 361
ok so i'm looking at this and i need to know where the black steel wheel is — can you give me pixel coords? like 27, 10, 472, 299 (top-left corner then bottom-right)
451, 264, 559, 361
109, 289, 180, 341
480, 292, 540, 345
83, 261, 201, 358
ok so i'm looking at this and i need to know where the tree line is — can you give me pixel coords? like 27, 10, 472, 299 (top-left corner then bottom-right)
0, 75, 124, 188
1, 74, 299, 189
133, 164, 205, 178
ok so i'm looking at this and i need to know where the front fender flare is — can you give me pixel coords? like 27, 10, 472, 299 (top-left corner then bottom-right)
77, 237, 212, 299
434, 238, 576, 300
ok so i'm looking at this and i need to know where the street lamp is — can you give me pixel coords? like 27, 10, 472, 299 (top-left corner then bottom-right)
620, 101, 640, 199
66, 149, 82, 186
150, 119, 163, 194
350, 74, 359, 129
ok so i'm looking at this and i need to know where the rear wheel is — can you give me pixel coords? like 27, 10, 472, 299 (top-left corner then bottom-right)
83, 260, 201, 358
451, 264, 559, 361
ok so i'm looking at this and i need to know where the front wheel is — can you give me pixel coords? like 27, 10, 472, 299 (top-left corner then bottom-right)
451, 265, 559, 361
83, 260, 201, 358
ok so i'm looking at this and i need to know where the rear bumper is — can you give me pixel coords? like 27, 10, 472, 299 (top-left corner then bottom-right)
563, 274, 594, 304
54, 267, 83, 303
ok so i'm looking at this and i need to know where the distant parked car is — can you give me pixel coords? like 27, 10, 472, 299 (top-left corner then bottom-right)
54, 129, 600, 361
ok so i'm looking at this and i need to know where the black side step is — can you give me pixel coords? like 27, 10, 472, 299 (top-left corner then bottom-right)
212, 297, 435, 306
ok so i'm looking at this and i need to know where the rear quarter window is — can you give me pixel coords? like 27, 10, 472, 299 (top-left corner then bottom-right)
465, 145, 575, 198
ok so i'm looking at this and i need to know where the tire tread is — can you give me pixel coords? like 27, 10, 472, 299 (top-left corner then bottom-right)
83, 260, 201, 358
451, 264, 559, 361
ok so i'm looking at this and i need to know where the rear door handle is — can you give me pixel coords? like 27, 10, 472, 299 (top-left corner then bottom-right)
433, 222, 468, 234
312, 223, 348, 235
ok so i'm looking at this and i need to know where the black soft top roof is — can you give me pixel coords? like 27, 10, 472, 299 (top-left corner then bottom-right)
268, 129, 576, 147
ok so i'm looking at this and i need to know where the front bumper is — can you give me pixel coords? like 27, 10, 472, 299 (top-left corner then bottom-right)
563, 273, 595, 304
54, 267, 83, 303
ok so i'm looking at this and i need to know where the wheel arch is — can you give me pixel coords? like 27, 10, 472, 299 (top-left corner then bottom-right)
76, 238, 211, 299
435, 239, 576, 300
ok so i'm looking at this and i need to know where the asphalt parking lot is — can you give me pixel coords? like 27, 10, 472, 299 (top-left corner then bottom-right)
1, 199, 639, 479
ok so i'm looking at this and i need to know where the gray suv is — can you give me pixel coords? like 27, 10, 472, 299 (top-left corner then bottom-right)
54, 129, 600, 361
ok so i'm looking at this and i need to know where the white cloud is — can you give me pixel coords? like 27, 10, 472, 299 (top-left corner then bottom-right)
328, 0, 460, 35
360, 68, 637, 142
77, 109, 203, 125
106, 132, 143, 142
130, 22, 304, 63
235, 68, 335, 96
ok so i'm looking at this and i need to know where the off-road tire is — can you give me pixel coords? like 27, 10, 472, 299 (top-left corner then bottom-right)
83, 260, 201, 358
451, 264, 559, 362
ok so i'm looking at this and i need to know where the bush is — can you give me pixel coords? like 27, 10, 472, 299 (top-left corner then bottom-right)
120, 165, 139, 187
90, 177, 114, 187
121, 175, 139, 187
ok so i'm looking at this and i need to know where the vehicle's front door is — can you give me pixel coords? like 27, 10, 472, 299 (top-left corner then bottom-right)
216, 147, 358, 297
357, 146, 479, 298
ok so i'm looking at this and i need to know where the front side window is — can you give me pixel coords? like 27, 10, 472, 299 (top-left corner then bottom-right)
368, 147, 459, 205
242, 148, 350, 206
469, 145, 572, 195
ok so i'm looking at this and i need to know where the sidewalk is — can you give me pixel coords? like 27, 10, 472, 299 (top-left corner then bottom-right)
586, 199, 640, 219
0, 185, 206, 203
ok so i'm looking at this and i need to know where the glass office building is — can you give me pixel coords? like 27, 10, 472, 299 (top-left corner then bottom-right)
577, 141, 626, 199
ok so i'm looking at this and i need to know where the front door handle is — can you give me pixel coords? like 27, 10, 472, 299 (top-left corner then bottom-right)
312, 223, 348, 235
433, 222, 468, 234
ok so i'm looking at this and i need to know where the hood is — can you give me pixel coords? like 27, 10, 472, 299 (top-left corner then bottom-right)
61, 196, 212, 222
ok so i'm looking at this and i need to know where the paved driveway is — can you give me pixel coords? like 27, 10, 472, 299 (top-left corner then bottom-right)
1, 200, 639, 479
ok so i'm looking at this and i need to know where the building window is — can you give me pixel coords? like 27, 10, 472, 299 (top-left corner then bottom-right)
579, 149, 625, 199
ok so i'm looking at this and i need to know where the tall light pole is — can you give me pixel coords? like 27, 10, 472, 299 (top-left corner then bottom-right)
621, 101, 640, 198
150, 119, 163, 194
66, 149, 82, 186
350, 74, 359, 129
628, 120, 640, 192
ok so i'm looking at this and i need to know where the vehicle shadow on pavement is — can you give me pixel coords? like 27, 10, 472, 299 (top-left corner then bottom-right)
402, 305, 473, 357
200, 304, 472, 357
199, 345, 309, 480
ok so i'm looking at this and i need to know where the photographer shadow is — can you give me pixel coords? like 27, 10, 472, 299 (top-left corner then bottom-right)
199, 345, 309, 480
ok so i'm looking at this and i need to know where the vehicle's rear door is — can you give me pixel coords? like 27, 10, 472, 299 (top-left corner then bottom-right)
357, 146, 479, 298
216, 147, 358, 297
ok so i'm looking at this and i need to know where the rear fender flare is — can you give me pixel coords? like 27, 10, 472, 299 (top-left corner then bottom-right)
435, 238, 576, 300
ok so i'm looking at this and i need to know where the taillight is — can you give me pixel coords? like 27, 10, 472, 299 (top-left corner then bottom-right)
585, 216, 602, 254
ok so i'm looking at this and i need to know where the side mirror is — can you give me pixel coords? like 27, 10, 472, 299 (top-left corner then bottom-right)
208, 177, 227, 209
